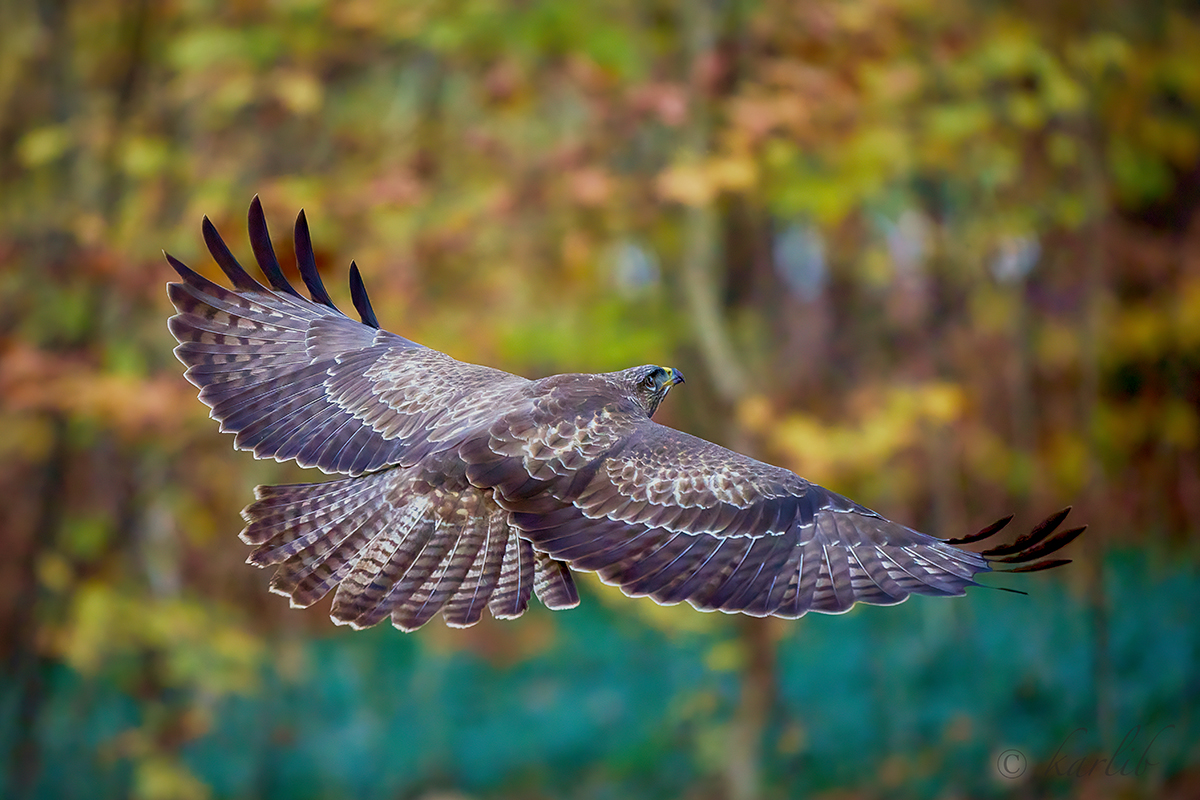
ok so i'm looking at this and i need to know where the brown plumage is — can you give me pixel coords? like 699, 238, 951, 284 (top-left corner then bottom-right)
165, 198, 1085, 632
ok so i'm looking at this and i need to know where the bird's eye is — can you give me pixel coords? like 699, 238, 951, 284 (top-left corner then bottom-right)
642, 373, 658, 389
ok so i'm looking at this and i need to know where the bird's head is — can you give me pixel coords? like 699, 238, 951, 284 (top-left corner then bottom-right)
623, 364, 685, 417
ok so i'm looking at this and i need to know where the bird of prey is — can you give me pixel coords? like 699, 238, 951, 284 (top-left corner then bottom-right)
165, 198, 1085, 633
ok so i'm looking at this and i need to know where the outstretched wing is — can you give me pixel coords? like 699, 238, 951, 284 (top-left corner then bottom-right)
166, 196, 526, 476
169, 198, 1083, 630
462, 390, 1085, 619
168, 199, 580, 631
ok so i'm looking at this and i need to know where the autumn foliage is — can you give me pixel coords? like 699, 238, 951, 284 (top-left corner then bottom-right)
2, 1, 1197, 799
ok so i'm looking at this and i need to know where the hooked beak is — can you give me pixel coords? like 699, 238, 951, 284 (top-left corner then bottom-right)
664, 367, 685, 388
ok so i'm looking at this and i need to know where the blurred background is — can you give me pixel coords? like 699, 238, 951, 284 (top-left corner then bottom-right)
2, 0, 1199, 798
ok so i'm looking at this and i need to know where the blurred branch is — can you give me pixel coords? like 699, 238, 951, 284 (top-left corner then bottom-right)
6, 414, 68, 800
725, 617, 776, 800
682, 202, 749, 404
677, 3, 770, 800
1079, 121, 1114, 754
679, 0, 748, 406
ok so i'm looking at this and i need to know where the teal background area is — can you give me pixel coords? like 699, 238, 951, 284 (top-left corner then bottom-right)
4, 549, 1195, 799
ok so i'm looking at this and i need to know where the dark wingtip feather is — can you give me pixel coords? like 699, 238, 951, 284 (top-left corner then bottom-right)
943, 514, 1013, 545
248, 196, 304, 299
202, 216, 261, 291
989, 525, 1087, 564
348, 262, 380, 329
984, 585, 1030, 595
164, 253, 221, 294
164, 251, 191, 280
293, 209, 338, 310
996, 558, 1073, 574
981, 507, 1072, 558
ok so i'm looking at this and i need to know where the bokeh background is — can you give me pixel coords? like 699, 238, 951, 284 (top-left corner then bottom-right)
2, 1, 1199, 798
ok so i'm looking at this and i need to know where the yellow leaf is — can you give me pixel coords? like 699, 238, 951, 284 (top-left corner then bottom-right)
1047, 433, 1088, 494
704, 640, 746, 673
37, 553, 73, 593
16, 125, 72, 167
121, 136, 170, 178
135, 756, 211, 800
922, 382, 965, 424
656, 162, 716, 206
709, 156, 758, 192
275, 69, 323, 115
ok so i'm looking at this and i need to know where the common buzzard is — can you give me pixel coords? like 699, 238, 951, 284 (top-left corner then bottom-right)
166, 198, 1084, 632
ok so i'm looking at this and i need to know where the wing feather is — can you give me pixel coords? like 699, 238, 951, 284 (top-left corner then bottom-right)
293, 209, 337, 309
166, 202, 528, 477
462, 392, 1083, 619
248, 195, 305, 299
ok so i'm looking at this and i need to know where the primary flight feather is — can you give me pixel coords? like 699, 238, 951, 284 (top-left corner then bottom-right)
166, 198, 1084, 632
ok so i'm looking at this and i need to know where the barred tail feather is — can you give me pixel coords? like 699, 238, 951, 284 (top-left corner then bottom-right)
533, 551, 580, 610
489, 533, 535, 619
442, 512, 509, 628
239, 469, 578, 631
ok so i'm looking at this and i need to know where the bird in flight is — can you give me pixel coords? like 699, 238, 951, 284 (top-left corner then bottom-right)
165, 198, 1085, 633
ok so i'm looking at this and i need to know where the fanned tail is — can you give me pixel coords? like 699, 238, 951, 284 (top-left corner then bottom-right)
239, 469, 578, 631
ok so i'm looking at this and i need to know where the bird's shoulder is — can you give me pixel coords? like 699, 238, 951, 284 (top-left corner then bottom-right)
478, 370, 817, 507
366, 345, 530, 399
512, 372, 644, 428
